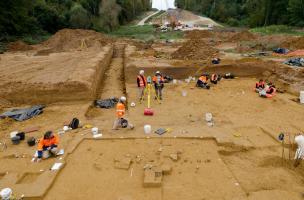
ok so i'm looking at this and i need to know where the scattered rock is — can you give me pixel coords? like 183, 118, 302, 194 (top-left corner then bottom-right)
143, 167, 163, 187
169, 153, 179, 161
114, 157, 132, 170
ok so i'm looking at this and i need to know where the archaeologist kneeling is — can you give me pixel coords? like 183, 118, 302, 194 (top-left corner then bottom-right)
36, 131, 59, 162
255, 79, 265, 92
113, 96, 134, 130
259, 82, 276, 98
196, 73, 210, 89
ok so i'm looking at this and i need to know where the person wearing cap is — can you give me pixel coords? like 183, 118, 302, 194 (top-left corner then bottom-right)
137, 70, 147, 101
113, 96, 134, 130
36, 131, 59, 162
152, 71, 165, 100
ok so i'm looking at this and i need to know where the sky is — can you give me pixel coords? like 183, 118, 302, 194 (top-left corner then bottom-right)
152, 0, 176, 10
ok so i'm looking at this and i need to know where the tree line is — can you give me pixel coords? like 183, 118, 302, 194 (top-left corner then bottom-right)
175, 0, 304, 27
0, 0, 151, 39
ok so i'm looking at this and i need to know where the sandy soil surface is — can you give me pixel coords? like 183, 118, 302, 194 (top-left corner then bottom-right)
1, 25, 304, 200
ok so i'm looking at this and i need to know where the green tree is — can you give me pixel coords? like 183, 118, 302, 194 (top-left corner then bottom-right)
69, 3, 91, 29
288, 0, 304, 26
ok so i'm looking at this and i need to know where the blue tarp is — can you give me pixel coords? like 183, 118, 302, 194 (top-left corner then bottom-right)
284, 58, 304, 67
0, 105, 45, 121
273, 48, 289, 54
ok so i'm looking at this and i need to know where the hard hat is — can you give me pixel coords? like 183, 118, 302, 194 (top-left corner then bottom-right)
0, 188, 12, 200
156, 71, 161, 74
139, 70, 144, 75
120, 96, 126, 102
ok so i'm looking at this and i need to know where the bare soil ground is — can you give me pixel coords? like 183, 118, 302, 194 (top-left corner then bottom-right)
0, 24, 304, 200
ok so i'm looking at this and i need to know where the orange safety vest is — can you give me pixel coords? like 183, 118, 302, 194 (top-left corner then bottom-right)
152, 75, 164, 84
116, 102, 125, 118
256, 81, 265, 89
137, 75, 146, 87
199, 76, 207, 82
38, 134, 59, 151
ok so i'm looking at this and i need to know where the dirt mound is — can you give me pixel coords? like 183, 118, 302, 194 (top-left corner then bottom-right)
230, 31, 257, 42
185, 30, 214, 39
39, 29, 112, 53
281, 36, 304, 50
171, 39, 218, 60
7, 41, 33, 52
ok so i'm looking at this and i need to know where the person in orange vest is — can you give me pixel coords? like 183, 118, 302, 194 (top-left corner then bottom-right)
36, 131, 59, 162
196, 73, 210, 89
113, 96, 134, 130
210, 73, 219, 84
255, 79, 265, 92
152, 71, 165, 100
137, 70, 147, 101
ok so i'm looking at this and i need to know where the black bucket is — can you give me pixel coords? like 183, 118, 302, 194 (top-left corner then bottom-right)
11, 136, 21, 145
27, 137, 36, 147
16, 132, 25, 140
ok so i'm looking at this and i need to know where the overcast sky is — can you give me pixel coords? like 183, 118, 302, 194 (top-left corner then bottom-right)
152, 0, 176, 10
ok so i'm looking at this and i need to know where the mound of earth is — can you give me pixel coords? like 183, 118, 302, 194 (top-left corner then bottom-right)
281, 36, 304, 50
7, 41, 33, 52
185, 30, 214, 39
171, 39, 218, 60
230, 31, 257, 42
38, 29, 112, 53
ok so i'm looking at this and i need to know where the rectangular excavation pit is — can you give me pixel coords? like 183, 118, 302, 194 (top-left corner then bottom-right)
44, 138, 246, 200
16, 172, 41, 184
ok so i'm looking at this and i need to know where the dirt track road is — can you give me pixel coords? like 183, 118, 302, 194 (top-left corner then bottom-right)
138, 10, 161, 25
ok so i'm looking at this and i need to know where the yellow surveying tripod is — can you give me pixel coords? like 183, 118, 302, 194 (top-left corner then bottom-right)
141, 76, 161, 105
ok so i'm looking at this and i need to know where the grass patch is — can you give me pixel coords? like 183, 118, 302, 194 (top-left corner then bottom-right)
250, 25, 304, 36
110, 25, 184, 41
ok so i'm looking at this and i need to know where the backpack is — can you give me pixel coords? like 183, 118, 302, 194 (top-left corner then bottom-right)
69, 118, 79, 129
120, 119, 128, 128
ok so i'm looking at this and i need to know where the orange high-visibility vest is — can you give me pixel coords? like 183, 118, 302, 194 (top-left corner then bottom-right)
116, 102, 125, 118
137, 75, 146, 87
199, 76, 207, 82
152, 75, 164, 84
37, 134, 59, 151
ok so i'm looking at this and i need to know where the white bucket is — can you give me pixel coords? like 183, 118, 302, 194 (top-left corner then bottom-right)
300, 91, 304, 104
173, 79, 177, 84
144, 125, 152, 134
205, 113, 213, 122
182, 91, 187, 97
0, 188, 12, 200
91, 127, 99, 135
10, 131, 18, 138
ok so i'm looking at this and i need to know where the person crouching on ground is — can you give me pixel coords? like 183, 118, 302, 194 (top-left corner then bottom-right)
196, 73, 210, 89
210, 73, 219, 84
36, 131, 59, 162
113, 96, 134, 130
259, 82, 276, 98
137, 70, 147, 101
152, 71, 165, 100
255, 79, 265, 92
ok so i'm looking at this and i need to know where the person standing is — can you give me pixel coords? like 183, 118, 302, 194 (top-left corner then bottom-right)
152, 71, 165, 100
137, 70, 147, 101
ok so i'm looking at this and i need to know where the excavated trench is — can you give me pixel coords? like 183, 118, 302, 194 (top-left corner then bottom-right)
86, 43, 127, 118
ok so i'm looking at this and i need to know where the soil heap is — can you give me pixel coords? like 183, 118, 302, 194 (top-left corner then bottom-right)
281, 36, 304, 50
7, 41, 33, 52
230, 31, 257, 42
37, 29, 112, 54
171, 39, 218, 60
185, 30, 214, 39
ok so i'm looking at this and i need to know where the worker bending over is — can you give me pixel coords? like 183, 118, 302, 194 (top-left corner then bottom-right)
255, 79, 265, 92
210, 73, 219, 84
259, 82, 276, 98
153, 71, 164, 100
196, 73, 210, 89
36, 131, 59, 162
137, 70, 146, 101
113, 96, 134, 130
